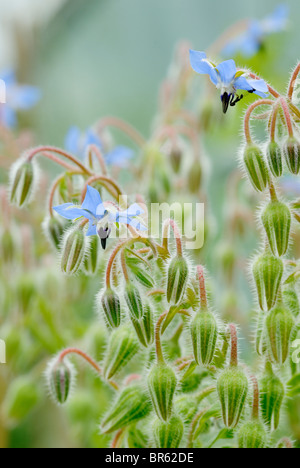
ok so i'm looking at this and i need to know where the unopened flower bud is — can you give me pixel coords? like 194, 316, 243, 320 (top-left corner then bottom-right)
152, 414, 184, 448
283, 136, 300, 174
266, 304, 295, 364
101, 384, 151, 433
261, 201, 291, 257
167, 256, 189, 305
125, 283, 144, 319
46, 358, 75, 405
1, 229, 15, 263
217, 366, 248, 428
267, 141, 283, 178
260, 362, 284, 430
147, 363, 177, 421
130, 302, 154, 347
83, 235, 100, 275
43, 216, 66, 250
190, 310, 218, 366
188, 160, 202, 193
103, 324, 139, 379
243, 144, 269, 192
10, 158, 37, 207
253, 252, 283, 311
170, 147, 182, 173
99, 288, 121, 328
60, 226, 86, 275
238, 420, 268, 448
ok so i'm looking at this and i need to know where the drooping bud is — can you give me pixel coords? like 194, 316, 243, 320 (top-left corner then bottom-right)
46, 358, 75, 405
283, 136, 300, 174
283, 287, 300, 317
124, 283, 144, 319
266, 304, 295, 364
9, 158, 37, 207
190, 310, 218, 366
243, 144, 270, 192
167, 256, 189, 305
238, 420, 268, 448
147, 363, 177, 421
261, 201, 291, 257
60, 226, 86, 275
83, 235, 101, 275
253, 252, 283, 311
266, 141, 283, 178
188, 160, 202, 193
99, 288, 121, 328
101, 384, 152, 433
152, 414, 184, 448
43, 216, 67, 250
260, 361, 284, 430
1, 229, 15, 263
255, 311, 267, 356
170, 147, 182, 173
103, 325, 139, 379
130, 302, 154, 347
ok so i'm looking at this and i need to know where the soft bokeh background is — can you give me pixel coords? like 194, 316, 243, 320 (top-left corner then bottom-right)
0, 0, 299, 448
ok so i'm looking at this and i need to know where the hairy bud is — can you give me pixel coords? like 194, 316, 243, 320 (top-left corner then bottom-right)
260, 362, 284, 430
190, 310, 218, 366
152, 414, 184, 448
43, 216, 66, 250
10, 158, 37, 207
238, 420, 268, 448
217, 366, 248, 428
283, 136, 300, 174
130, 302, 154, 347
243, 144, 269, 192
253, 252, 283, 311
99, 288, 121, 328
60, 227, 86, 275
266, 141, 283, 178
103, 325, 139, 379
46, 358, 75, 405
266, 304, 295, 364
101, 384, 151, 433
167, 256, 189, 305
147, 363, 177, 421
261, 201, 291, 257
83, 235, 100, 275
124, 283, 144, 319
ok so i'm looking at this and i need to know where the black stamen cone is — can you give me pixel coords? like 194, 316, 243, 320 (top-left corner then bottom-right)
98, 227, 111, 250
221, 92, 231, 114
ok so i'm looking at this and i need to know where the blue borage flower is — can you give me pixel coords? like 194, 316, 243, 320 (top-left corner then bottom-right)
65, 126, 134, 168
0, 70, 40, 128
222, 5, 289, 58
54, 185, 147, 249
189, 50, 268, 113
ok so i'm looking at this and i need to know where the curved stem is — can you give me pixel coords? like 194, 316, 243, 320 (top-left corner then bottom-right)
27, 146, 92, 175
244, 100, 275, 144
87, 144, 108, 175
96, 116, 146, 148
197, 265, 207, 309
269, 104, 279, 141
187, 408, 208, 448
248, 72, 280, 99
155, 312, 168, 364
42, 152, 78, 172
288, 63, 300, 100
120, 249, 129, 282
111, 429, 124, 448
229, 323, 238, 367
279, 97, 294, 138
81, 175, 123, 204
269, 181, 278, 202
162, 218, 183, 256
48, 171, 83, 216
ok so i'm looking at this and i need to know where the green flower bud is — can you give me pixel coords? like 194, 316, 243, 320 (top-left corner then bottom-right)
167, 256, 189, 305
43, 216, 67, 250
283, 287, 300, 317
148, 363, 177, 421
126, 258, 155, 289
267, 141, 283, 178
130, 302, 154, 347
260, 362, 284, 430
83, 235, 100, 275
1, 229, 15, 263
124, 283, 144, 319
266, 304, 295, 364
238, 420, 268, 448
103, 324, 139, 379
261, 201, 291, 257
170, 147, 182, 173
101, 384, 152, 433
10, 158, 37, 207
152, 414, 184, 448
217, 366, 248, 428
253, 253, 283, 311
60, 226, 86, 275
255, 312, 268, 356
99, 288, 121, 328
283, 136, 300, 174
190, 310, 218, 366
188, 160, 202, 193
47, 358, 75, 405
243, 144, 270, 192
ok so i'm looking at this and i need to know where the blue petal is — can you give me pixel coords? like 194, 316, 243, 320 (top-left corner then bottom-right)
65, 126, 81, 155
234, 76, 268, 98
106, 146, 134, 168
1, 106, 17, 128
53, 203, 89, 220
82, 185, 103, 216
127, 218, 147, 231
84, 129, 103, 149
9, 86, 40, 110
263, 4, 289, 33
86, 221, 97, 236
189, 50, 218, 85
0, 70, 16, 86
216, 60, 237, 85
119, 203, 144, 218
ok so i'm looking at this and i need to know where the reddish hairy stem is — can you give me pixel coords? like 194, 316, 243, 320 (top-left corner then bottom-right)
279, 97, 294, 138
269, 104, 279, 141
48, 171, 82, 216
244, 100, 275, 144
27, 146, 92, 175
288, 63, 300, 100
249, 374, 260, 420
96, 116, 146, 148
81, 175, 123, 204
229, 323, 238, 367
162, 218, 183, 256
42, 152, 78, 172
87, 144, 108, 175
248, 73, 280, 99
197, 265, 207, 309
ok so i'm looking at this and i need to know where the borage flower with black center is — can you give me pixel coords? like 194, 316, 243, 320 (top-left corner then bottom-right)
53, 185, 147, 249
189, 50, 268, 113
